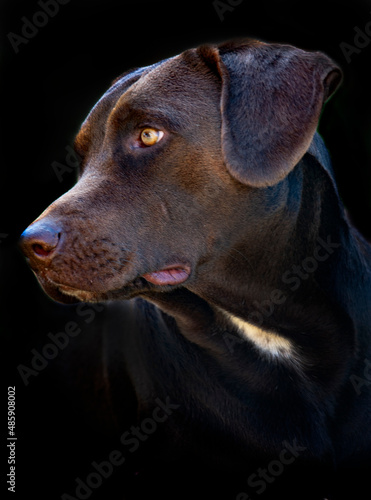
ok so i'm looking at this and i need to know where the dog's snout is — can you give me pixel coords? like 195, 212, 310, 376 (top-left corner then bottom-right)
20, 221, 61, 261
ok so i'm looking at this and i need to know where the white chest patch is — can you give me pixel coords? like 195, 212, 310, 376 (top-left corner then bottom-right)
224, 312, 296, 362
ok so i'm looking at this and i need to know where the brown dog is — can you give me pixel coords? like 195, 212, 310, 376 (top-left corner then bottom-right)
20, 39, 371, 499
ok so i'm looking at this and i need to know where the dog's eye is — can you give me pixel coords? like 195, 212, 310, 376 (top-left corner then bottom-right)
140, 128, 164, 146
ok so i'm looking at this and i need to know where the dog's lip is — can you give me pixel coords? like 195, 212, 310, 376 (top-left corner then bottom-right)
56, 283, 89, 294
142, 264, 191, 286
31, 274, 81, 304
31, 262, 191, 302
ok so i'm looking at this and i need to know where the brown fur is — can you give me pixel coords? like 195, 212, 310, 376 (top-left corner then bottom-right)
19, 39, 371, 499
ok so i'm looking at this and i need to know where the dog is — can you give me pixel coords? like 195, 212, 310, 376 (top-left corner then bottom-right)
20, 39, 371, 499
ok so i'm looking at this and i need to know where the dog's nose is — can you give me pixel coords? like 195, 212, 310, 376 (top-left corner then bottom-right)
20, 221, 61, 260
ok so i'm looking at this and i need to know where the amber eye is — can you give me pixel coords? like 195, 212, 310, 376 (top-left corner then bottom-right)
140, 128, 164, 146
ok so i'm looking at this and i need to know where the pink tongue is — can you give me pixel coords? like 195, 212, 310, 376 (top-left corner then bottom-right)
142, 267, 190, 286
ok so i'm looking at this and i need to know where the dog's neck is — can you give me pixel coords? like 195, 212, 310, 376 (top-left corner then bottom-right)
142, 144, 365, 389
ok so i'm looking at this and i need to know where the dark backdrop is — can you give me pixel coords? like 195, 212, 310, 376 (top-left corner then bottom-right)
1, 1, 371, 499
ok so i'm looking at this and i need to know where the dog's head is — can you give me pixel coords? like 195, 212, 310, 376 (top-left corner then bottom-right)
20, 39, 342, 304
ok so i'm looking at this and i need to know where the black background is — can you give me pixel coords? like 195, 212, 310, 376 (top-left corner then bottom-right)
1, 0, 371, 499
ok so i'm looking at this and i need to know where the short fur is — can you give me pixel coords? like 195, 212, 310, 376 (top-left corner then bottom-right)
20, 39, 371, 499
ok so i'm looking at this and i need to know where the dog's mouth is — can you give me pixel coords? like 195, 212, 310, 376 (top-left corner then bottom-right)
39, 276, 143, 304
56, 283, 104, 302
34, 275, 89, 304
34, 262, 192, 304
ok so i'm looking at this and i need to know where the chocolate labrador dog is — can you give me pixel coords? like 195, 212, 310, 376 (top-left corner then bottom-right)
20, 39, 371, 499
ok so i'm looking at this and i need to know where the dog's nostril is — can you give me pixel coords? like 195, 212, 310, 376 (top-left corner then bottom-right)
32, 243, 53, 257
20, 222, 62, 260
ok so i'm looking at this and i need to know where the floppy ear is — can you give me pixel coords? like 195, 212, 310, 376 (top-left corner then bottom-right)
198, 40, 342, 187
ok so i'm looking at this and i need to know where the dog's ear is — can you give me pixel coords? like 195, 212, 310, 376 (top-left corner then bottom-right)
198, 40, 342, 187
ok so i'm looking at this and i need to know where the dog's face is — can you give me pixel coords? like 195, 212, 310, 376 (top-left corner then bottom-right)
20, 40, 341, 304
20, 53, 234, 303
